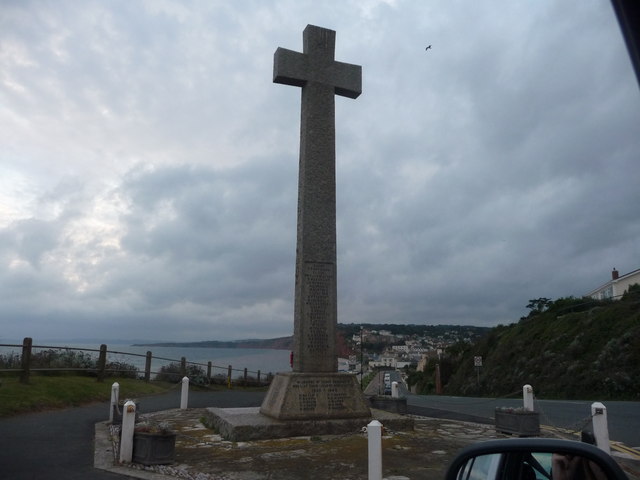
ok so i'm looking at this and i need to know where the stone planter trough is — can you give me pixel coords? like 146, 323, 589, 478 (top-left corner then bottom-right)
132, 431, 177, 465
494, 408, 540, 437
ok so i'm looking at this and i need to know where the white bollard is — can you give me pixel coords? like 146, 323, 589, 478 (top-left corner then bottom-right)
591, 402, 611, 455
391, 381, 399, 399
523, 384, 534, 412
119, 400, 136, 463
367, 420, 383, 480
109, 382, 119, 423
180, 376, 189, 409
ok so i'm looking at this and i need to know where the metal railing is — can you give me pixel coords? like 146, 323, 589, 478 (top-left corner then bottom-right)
0, 337, 273, 387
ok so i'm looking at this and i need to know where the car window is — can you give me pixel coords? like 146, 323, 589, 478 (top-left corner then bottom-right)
458, 453, 502, 480
530, 453, 553, 480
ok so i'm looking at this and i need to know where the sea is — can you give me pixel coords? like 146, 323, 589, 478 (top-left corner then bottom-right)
0, 341, 292, 378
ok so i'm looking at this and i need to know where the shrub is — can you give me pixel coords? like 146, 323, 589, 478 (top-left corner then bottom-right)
1, 348, 138, 379
155, 362, 207, 385
32, 349, 96, 376
105, 361, 138, 379
0, 352, 21, 369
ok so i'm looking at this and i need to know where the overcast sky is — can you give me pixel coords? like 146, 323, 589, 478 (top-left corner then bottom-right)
2, 0, 639, 342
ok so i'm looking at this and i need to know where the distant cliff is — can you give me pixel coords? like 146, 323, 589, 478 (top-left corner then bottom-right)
135, 331, 350, 353
134, 336, 294, 350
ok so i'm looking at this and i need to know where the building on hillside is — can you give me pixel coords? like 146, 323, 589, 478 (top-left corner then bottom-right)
391, 345, 409, 353
337, 357, 350, 372
416, 350, 442, 372
586, 267, 640, 300
369, 354, 397, 368
417, 354, 428, 372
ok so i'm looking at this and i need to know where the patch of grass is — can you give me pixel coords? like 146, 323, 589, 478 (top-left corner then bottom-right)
0, 375, 172, 417
199, 415, 217, 432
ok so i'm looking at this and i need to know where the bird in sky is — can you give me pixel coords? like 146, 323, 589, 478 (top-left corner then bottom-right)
425, 45, 432, 51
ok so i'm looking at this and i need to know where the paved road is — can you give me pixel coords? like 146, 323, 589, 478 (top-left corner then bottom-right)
407, 394, 640, 447
0, 388, 265, 480
364, 369, 405, 396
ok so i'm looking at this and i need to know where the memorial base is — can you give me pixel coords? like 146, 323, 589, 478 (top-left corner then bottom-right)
206, 407, 413, 442
259, 372, 371, 420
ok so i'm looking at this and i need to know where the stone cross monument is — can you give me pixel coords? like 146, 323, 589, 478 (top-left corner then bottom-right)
260, 25, 370, 420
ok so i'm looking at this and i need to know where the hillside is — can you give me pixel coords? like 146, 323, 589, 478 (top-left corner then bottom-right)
135, 323, 488, 353
442, 288, 640, 400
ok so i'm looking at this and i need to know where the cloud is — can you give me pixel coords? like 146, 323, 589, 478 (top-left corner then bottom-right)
0, 0, 639, 341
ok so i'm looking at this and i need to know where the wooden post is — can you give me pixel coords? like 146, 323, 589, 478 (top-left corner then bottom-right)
227, 365, 232, 388
435, 363, 443, 395
207, 361, 212, 383
367, 420, 383, 480
20, 337, 32, 384
180, 357, 187, 377
243, 367, 248, 384
97, 344, 107, 382
144, 351, 152, 382
257, 370, 261, 385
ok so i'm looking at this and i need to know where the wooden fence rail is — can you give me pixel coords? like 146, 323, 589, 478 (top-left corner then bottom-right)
0, 337, 271, 387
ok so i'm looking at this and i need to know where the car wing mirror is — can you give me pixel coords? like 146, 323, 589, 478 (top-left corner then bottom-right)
444, 439, 629, 480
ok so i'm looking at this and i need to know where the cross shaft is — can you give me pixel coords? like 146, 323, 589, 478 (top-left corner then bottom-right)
273, 25, 361, 373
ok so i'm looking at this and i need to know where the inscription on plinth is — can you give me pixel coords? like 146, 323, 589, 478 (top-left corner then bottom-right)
292, 376, 350, 413
260, 373, 370, 420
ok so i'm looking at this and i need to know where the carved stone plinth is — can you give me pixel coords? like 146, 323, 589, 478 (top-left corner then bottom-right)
260, 372, 370, 420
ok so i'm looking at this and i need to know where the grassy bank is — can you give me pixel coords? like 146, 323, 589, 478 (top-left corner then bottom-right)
0, 376, 172, 417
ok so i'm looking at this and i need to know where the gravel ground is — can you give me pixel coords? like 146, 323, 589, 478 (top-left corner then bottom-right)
103, 408, 516, 479
100, 408, 640, 480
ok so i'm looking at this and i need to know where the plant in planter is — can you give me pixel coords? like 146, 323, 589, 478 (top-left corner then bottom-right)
495, 407, 540, 437
132, 421, 176, 465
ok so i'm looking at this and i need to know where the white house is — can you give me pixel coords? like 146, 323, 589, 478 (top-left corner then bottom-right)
586, 267, 640, 300
391, 345, 409, 353
369, 355, 397, 368
337, 357, 350, 372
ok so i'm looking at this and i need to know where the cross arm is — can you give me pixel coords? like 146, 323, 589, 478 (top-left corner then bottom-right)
273, 47, 362, 99
274, 47, 308, 87
331, 61, 361, 99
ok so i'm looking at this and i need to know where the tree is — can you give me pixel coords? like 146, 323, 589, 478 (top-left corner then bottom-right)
526, 297, 552, 315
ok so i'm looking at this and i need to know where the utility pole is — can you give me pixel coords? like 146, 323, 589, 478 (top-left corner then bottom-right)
360, 326, 364, 389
